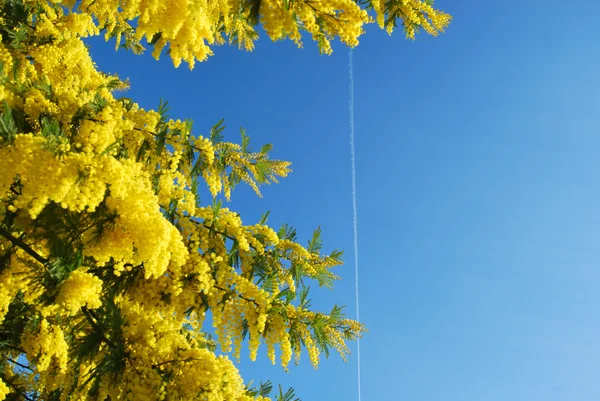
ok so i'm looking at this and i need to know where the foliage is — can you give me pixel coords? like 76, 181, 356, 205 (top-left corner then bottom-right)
35, 0, 449, 68
0, 0, 449, 400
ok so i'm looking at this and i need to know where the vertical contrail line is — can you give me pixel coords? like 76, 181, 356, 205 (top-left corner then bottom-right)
349, 48, 362, 401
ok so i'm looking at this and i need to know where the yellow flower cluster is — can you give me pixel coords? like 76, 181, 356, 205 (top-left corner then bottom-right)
46, 0, 449, 68
0, 257, 29, 323
55, 270, 103, 313
301, 326, 321, 368
21, 319, 69, 374
371, 0, 452, 38
0, 379, 8, 401
23, 88, 59, 122
95, 299, 262, 401
197, 141, 291, 200
0, 0, 385, 398
0, 135, 188, 278
264, 314, 292, 368
260, 0, 371, 54
82, 158, 189, 279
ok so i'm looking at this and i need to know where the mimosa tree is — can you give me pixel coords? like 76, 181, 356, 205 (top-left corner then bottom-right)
0, 0, 450, 399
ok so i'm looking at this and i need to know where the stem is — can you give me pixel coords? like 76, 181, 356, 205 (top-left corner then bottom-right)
7, 358, 33, 372
4, 376, 34, 401
151, 357, 201, 369
0, 343, 26, 353
81, 307, 116, 350
213, 285, 260, 308
304, 1, 349, 23
164, 207, 263, 253
0, 226, 48, 265
81, 307, 140, 374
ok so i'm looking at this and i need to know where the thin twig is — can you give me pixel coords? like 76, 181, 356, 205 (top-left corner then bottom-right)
0, 226, 48, 265
81, 307, 140, 374
151, 357, 202, 369
213, 285, 260, 308
4, 376, 34, 401
0, 343, 26, 353
7, 358, 33, 372
304, 1, 349, 23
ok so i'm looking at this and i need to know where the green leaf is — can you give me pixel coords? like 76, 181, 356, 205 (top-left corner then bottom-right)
275, 288, 295, 303
277, 224, 297, 241
102, 77, 125, 91
150, 32, 163, 45
0, 101, 18, 142
258, 210, 270, 225
100, 139, 122, 156
260, 143, 273, 154
8, 24, 28, 50
228, 246, 240, 269
166, 198, 179, 223
158, 98, 170, 119
276, 385, 300, 401
241, 318, 249, 340
89, 93, 108, 114
155, 127, 168, 155
136, 139, 151, 162
307, 227, 322, 254
210, 118, 225, 143
246, 380, 273, 398
184, 118, 194, 134
315, 270, 335, 290
298, 287, 311, 309
255, 160, 270, 182
259, 381, 273, 398
328, 304, 345, 322
212, 199, 222, 220
329, 249, 344, 262
262, 274, 277, 294
34, 80, 54, 98
240, 127, 251, 154
243, 0, 262, 26
228, 170, 242, 188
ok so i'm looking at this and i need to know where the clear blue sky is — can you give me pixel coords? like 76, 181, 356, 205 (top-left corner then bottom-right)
88, 1, 600, 400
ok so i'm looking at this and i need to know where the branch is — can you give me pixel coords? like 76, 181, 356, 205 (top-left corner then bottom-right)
0, 343, 25, 353
304, 1, 349, 23
3, 376, 34, 401
151, 357, 202, 369
81, 307, 117, 349
81, 307, 140, 374
84, 115, 206, 156
202, 223, 242, 245
214, 285, 260, 308
164, 207, 263, 253
133, 121, 270, 168
0, 226, 48, 265
133, 126, 208, 154
7, 358, 33, 372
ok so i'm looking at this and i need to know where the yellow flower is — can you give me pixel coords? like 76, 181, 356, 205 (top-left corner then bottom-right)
0, 378, 9, 401
55, 270, 103, 313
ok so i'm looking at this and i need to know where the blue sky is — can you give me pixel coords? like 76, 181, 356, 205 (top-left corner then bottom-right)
88, 1, 600, 400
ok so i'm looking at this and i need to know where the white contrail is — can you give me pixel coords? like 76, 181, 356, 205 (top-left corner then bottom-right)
348, 48, 362, 401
